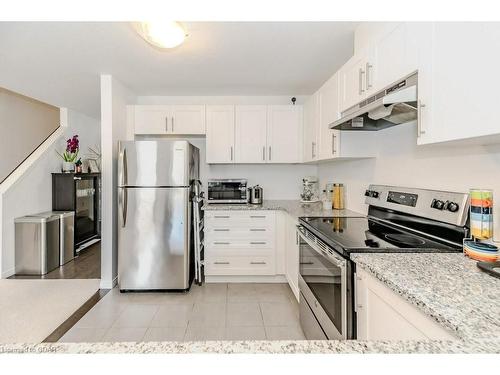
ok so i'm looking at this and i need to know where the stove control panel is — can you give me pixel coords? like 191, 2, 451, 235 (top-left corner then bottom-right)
365, 189, 380, 198
365, 184, 469, 227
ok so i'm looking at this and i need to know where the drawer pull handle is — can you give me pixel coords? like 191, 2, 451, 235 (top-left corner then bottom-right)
214, 261, 230, 265
213, 229, 230, 232
250, 215, 266, 219
250, 261, 266, 265
300, 261, 314, 265
250, 241, 266, 245
214, 242, 230, 245
249, 228, 266, 232
214, 215, 230, 219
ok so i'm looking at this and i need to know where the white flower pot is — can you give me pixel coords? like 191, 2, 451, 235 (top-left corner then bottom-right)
62, 161, 75, 173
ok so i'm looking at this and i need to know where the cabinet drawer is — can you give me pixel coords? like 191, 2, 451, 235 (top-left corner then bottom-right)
206, 238, 274, 249
205, 255, 275, 275
205, 211, 275, 226
205, 227, 274, 241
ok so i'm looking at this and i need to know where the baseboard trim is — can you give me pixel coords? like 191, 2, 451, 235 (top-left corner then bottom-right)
205, 275, 287, 283
1, 267, 15, 279
99, 276, 117, 289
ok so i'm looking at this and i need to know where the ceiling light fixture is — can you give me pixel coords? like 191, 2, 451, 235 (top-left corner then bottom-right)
133, 21, 187, 49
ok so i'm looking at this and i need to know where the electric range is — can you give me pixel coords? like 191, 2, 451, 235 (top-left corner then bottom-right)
297, 184, 470, 341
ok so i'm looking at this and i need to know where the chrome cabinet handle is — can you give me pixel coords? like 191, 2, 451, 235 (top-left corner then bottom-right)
250, 228, 266, 232
250, 215, 266, 218
250, 241, 266, 245
214, 241, 230, 245
358, 68, 365, 95
171, 116, 174, 132
230, 146, 233, 161
213, 228, 230, 232
332, 134, 336, 155
214, 215, 230, 219
365, 62, 373, 90
250, 261, 266, 265
165, 117, 168, 133
417, 101, 426, 136
214, 261, 230, 265
300, 261, 314, 265
312, 142, 316, 158
262, 146, 266, 161
269, 146, 272, 161
73, 177, 82, 180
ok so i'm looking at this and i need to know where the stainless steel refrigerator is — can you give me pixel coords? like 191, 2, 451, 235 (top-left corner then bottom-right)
117, 140, 199, 291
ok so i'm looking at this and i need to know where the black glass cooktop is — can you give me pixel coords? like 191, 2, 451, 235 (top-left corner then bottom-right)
299, 216, 462, 257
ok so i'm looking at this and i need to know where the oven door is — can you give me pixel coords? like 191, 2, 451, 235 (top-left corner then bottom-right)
207, 180, 247, 203
297, 227, 347, 340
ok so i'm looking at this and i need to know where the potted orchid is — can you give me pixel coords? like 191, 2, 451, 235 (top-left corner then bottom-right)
57, 135, 79, 173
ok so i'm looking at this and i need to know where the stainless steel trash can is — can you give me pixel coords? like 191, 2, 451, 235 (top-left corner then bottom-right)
39, 211, 75, 266
14, 213, 60, 275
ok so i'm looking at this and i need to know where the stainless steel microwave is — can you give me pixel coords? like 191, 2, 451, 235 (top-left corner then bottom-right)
207, 179, 248, 204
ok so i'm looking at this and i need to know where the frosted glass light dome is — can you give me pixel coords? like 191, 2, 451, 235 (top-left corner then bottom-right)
133, 21, 186, 49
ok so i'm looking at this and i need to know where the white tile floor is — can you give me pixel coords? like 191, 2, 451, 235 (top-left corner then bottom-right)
59, 283, 305, 343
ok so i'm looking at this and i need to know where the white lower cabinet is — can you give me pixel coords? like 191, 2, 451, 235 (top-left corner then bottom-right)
204, 211, 277, 276
355, 268, 456, 340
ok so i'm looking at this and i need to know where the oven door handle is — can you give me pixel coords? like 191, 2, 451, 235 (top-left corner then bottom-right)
297, 226, 347, 269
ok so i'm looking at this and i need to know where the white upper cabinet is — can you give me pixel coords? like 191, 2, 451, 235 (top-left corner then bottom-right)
303, 93, 319, 162
134, 105, 170, 134
318, 72, 341, 159
206, 105, 235, 163
170, 105, 206, 135
417, 22, 500, 145
267, 105, 303, 163
338, 47, 376, 112
134, 105, 205, 135
372, 23, 418, 92
235, 105, 268, 163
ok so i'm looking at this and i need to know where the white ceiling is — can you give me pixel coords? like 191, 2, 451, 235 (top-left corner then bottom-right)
0, 22, 356, 118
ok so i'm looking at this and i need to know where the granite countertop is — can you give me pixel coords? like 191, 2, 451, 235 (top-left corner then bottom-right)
203, 199, 365, 219
1, 338, 498, 354
352, 253, 500, 340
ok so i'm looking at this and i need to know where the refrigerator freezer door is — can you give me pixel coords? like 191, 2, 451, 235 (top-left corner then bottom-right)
118, 187, 191, 290
118, 140, 195, 187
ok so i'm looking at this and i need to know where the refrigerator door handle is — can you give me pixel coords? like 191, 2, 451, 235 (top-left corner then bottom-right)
120, 147, 128, 186
120, 188, 128, 227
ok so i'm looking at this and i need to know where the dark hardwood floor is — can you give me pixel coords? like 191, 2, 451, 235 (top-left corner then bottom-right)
9, 242, 101, 280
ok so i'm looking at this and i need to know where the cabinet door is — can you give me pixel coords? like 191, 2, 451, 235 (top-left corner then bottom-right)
303, 93, 319, 162
134, 105, 169, 134
235, 105, 268, 163
356, 268, 456, 340
206, 105, 235, 164
318, 73, 341, 159
339, 52, 367, 112
285, 215, 299, 301
170, 105, 206, 135
428, 23, 500, 143
267, 105, 303, 163
373, 23, 417, 92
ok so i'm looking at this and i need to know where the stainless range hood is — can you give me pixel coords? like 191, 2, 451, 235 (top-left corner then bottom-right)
330, 73, 418, 131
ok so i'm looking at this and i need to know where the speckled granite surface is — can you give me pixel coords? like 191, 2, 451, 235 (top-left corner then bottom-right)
203, 200, 365, 219
352, 253, 500, 340
1, 338, 498, 354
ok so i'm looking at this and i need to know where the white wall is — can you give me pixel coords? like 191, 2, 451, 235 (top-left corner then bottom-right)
1, 109, 100, 277
100, 75, 135, 289
0, 87, 60, 182
317, 122, 500, 242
